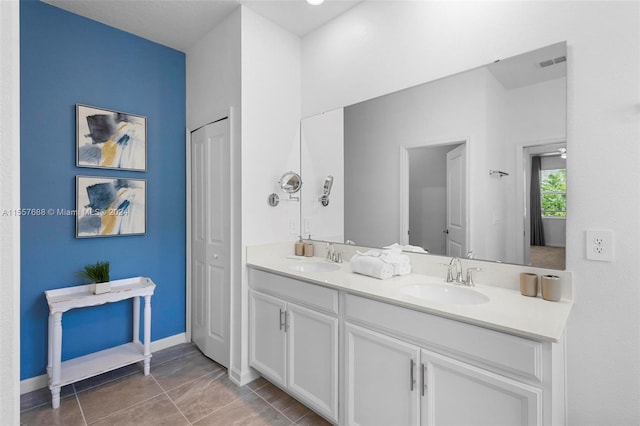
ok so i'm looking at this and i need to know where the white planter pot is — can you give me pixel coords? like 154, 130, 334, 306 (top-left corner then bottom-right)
90, 282, 111, 295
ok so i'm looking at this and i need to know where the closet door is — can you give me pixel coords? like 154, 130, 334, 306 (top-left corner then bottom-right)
191, 118, 230, 367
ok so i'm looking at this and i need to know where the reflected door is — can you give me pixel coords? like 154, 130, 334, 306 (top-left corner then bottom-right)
445, 145, 466, 257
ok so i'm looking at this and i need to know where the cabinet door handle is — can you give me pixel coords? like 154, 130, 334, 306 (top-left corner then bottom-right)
410, 359, 416, 391
421, 363, 426, 397
279, 309, 284, 331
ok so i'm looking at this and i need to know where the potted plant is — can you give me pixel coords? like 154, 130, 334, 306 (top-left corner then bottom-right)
79, 261, 111, 294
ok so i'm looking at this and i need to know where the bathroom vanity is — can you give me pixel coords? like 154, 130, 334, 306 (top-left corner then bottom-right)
247, 242, 572, 426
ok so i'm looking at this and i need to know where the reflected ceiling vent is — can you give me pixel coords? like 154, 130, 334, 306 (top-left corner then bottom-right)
539, 56, 567, 68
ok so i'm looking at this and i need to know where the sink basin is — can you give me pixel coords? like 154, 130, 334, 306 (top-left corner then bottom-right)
287, 262, 341, 273
400, 283, 489, 305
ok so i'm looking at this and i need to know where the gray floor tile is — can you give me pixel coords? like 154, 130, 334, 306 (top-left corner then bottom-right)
20, 385, 74, 413
247, 376, 269, 392
20, 395, 85, 426
148, 342, 200, 367
76, 373, 163, 424
90, 394, 189, 426
169, 373, 251, 423
73, 363, 143, 393
255, 382, 311, 422
152, 351, 225, 392
294, 411, 333, 426
193, 392, 292, 426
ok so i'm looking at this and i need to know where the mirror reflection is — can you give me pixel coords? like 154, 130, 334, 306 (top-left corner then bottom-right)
301, 42, 566, 269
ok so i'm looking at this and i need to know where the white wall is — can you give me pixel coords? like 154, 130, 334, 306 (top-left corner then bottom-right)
302, 1, 640, 423
0, 1, 20, 423
239, 5, 301, 382
241, 6, 301, 246
301, 108, 344, 242
187, 9, 241, 131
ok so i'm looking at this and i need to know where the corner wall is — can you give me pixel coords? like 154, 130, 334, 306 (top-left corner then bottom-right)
20, 2, 186, 380
0, 0, 21, 422
302, 1, 640, 423
239, 5, 302, 382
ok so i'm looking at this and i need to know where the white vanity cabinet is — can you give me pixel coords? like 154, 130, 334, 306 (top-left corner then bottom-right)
344, 294, 563, 426
420, 348, 541, 426
345, 321, 542, 426
345, 323, 420, 425
249, 269, 339, 423
247, 265, 567, 426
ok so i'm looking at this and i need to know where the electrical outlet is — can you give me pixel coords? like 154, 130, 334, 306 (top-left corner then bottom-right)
585, 229, 614, 261
288, 218, 297, 235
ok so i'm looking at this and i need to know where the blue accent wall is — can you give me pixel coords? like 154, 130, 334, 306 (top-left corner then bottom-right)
20, 1, 186, 380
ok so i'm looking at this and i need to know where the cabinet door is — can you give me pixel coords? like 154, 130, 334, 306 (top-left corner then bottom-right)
420, 349, 542, 426
345, 323, 420, 426
249, 290, 287, 387
287, 303, 339, 423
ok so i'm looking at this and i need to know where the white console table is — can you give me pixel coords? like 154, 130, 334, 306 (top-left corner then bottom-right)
45, 276, 155, 409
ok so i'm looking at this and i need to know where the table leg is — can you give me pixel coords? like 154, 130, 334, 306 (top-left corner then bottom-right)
47, 313, 52, 377
133, 296, 140, 344
50, 312, 62, 409
143, 295, 152, 375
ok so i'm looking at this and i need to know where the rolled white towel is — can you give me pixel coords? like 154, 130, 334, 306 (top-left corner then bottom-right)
379, 251, 411, 275
350, 254, 394, 280
395, 262, 412, 276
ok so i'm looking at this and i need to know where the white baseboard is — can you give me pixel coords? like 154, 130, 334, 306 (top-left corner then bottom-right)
228, 366, 260, 387
20, 332, 187, 394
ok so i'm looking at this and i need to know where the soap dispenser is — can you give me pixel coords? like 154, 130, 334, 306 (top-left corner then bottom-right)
295, 236, 305, 256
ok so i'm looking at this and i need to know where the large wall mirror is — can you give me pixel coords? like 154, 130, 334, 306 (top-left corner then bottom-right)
301, 42, 567, 270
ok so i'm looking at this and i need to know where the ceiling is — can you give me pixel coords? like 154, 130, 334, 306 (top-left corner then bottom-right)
487, 42, 566, 90
43, 0, 363, 52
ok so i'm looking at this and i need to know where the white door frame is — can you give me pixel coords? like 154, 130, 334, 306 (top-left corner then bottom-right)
399, 138, 469, 253
186, 108, 235, 347
514, 137, 566, 266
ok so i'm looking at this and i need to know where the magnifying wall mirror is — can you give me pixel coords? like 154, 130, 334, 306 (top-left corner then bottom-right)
280, 171, 302, 194
268, 171, 303, 207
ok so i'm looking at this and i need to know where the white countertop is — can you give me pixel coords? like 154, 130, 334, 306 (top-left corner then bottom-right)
247, 243, 573, 343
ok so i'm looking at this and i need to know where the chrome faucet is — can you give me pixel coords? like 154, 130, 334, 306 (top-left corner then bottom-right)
447, 257, 464, 284
326, 243, 343, 263
443, 257, 481, 286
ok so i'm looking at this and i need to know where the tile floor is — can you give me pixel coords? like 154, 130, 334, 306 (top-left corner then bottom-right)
20, 343, 331, 426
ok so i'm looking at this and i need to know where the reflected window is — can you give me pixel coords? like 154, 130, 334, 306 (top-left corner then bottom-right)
540, 168, 566, 217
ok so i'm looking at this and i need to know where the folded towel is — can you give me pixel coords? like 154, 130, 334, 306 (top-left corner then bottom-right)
350, 254, 394, 280
383, 243, 429, 253
350, 248, 411, 278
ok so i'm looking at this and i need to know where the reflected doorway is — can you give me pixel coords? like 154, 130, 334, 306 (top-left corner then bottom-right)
405, 142, 466, 255
522, 142, 566, 269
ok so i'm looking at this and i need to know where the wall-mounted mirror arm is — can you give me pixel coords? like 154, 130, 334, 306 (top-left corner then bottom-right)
268, 171, 302, 207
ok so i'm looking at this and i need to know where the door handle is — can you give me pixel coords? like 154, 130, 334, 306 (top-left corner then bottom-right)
443, 229, 449, 234
421, 363, 426, 397
410, 359, 416, 391
279, 309, 285, 331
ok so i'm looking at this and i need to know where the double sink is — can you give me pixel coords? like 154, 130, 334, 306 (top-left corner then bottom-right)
286, 260, 489, 305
